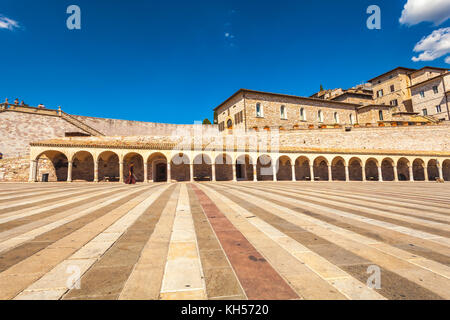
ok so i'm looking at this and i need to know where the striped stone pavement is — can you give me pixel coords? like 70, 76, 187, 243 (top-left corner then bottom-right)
0, 181, 449, 300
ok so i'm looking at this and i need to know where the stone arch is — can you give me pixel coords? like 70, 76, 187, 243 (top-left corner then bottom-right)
235, 154, 253, 181
257, 155, 273, 181
148, 152, 168, 182
348, 157, 363, 181
313, 156, 329, 181
193, 154, 212, 181
427, 159, 440, 181
443, 160, 450, 181
123, 152, 144, 183
365, 158, 379, 181
35, 150, 69, 182
397, 158, 410, 181
381, 158, 395, 181
276, 156, 292, 181
331, 157, 346, 181
170, 153, 190, 182
295, 156, 311, 181
98, 151, 120, 182
412, 158, 426, 181
71, 150, 94, 182
215, 153, 233, 181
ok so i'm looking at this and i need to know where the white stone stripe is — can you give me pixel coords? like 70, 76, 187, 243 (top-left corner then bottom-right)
160, 184, 206, 299
0, 185, 132, 224
0, 185, 143, 253
199, 184, 385, 300
14, 184, 171, 299
233, 184, 450, 246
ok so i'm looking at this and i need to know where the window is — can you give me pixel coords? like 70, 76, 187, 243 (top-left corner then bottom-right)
376, 89, 384, 98
422, 108, 428, 116
334, 112, 339, 124
280, 105, 287, 119
219, 122, 225, 131
420, 91, 425, 98
256, 103, 263, 117
318, 110, 324, 123
379, 110, 384, 121
433, 86, 439, 94
390, 85, 395, 92
436, 105, 442, 113
349, 114, 354, 125
390, 99, 398, 106
234, 111, 243, 124
227, 119, 233, 129
300, 108, 306, 121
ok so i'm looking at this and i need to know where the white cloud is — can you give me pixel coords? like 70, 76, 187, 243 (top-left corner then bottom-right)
412, 27, 450, 63
445, 56, 450, 64
399, 0, 450, 26
0, 15, 19, 30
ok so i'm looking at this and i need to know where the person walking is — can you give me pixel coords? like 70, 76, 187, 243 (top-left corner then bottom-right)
125, 163, 137, 184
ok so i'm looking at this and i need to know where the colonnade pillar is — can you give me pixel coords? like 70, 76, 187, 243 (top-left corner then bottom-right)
291, 165, 296, 181
253, 164, 257, 182
67, 161, 73, 183
167, 163, 171, 182
378, 166, 383, 182
144, 162, 148, 183
408, 166, 414, 182
345, 165, 349, 182
424, 166, 429, 182
393, 166, 398, 182
28, 160, 38, 182
94, 160, 99, 183
119, 161, 124, 183
190, 163, 194, 182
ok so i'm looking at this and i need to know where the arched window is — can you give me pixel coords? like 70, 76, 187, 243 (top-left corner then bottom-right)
300, 108, 306, 121
334, 112, 339, 124
256, 103, 263, 117
318, 110, 324, 123
280, 105, 286, 119
379, 110, 384, 121
349, 114, 354, 125
227, 119, 233, 129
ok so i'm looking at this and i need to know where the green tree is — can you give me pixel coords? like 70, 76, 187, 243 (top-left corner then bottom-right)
202, 118, 212, 125
320, 84, 324, 91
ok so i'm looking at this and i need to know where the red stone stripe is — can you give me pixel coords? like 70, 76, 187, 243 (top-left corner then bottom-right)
190, 184, 299, 300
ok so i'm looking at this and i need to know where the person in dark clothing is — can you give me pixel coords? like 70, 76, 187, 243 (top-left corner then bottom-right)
125, 163, 137, 184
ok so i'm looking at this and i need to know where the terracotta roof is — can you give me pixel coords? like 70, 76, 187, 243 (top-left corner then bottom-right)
213, 89, 360, 111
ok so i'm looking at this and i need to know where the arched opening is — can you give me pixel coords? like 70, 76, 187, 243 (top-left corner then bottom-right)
72, 151, 94, 182
313, 157, 329, 181
235, 155, 253, 181
257, 155, 273, 181
171, 153, 190, 182
365, 158, 379, 181
193, 154, 212, 181
443, 160, 450, 181
123, 153, 144, 183
331, 157, 346, 181
427, 160, 440, 181
397, 158, 410, 181
412, 159, 425, 181
295, 156, 311, 181
148, 152, 168, 182
348, 157, 363, 181
36, 150, 69, 182
276, 156, 292, 181
381, 158, 395, 181
215, 154, 233, 181
98, 151, 120, 182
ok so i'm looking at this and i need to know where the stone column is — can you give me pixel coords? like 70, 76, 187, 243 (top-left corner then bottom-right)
438, 165, 443, 180
119, 161, 124, 183
232, 164, 237, 182
424, 167, 429, 182
310, 165, 314, 181
362, 166, 366, 181
144, 162, 148, 183
253, 164, 257, 182
94, 160, 99, 183
167, 163, 171, 182
378, 166, 383, 182
345, 165, 349, 182
273, 165, 277, 181
408, 166, 414, 182
291, 165, 296, 181
328, 165, 332, 181
67, 161, 73, 183
393, 166, 398, 182
28, 160, 37, 182
190, 163, 194, 182
212, 164, 216, 182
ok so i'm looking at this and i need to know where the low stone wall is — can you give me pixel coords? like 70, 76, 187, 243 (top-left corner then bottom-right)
0, 156, 57, 182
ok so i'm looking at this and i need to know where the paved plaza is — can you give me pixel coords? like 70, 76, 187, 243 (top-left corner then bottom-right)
0, 181, 449, 300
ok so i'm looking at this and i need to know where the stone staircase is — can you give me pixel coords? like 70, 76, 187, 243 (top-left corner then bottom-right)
60, 111, 104, 136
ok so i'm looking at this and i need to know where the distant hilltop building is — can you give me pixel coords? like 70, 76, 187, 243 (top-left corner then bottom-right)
0, 65, 449, 183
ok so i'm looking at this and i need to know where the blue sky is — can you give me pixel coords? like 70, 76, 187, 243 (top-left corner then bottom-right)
1, 0, 449, 124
